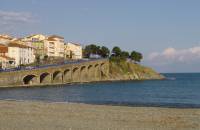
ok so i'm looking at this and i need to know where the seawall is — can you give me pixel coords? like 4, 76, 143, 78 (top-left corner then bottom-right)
0, 59, 109, 87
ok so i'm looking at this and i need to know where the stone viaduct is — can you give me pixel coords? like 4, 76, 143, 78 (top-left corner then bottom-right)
0, 59, 109, 87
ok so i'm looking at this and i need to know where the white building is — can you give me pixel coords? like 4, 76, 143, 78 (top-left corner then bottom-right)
45, 35, 64, 57
7, 42, 35, 66
64, 42, 82, 59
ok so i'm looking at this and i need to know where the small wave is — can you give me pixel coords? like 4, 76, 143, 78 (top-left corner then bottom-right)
167, 77, 176, 80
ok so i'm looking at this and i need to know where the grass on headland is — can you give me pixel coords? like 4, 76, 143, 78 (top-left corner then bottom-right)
109, 57, 164, 80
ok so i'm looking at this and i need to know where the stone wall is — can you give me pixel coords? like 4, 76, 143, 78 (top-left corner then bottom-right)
0, 59, 109, 87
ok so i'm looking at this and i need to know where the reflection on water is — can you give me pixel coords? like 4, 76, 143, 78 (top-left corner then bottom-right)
0, 73, 200, 108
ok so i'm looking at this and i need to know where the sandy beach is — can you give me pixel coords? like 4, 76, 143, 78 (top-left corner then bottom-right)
0, 100, 199, 130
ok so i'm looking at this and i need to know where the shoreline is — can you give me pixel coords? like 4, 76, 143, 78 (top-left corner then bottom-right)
0, 77, 165, 88
1, 98, 200, 109
0, 100, 199, 130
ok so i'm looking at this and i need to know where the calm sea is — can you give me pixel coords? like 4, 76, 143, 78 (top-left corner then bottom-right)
0, 73, 200, 108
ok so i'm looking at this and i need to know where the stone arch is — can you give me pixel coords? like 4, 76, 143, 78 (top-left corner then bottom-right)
80, 66, 87, 82
87, 65, 93, 81
101, 63, 105, 67
23, 74, 38, 85
63, 69, 71, 83
88, 65, 93, 70
95, 64, 99, 68
72, 67, 80, 82
94, 64, 100, 80
53, 70, 63, 83
100, 62, 107, 79
40, 72, 51, 84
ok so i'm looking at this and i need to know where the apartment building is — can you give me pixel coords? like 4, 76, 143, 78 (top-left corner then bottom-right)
45, 35, 64, 57
21, 34, 47, 59
7, 42, 35, 66
64, 42, 82, 59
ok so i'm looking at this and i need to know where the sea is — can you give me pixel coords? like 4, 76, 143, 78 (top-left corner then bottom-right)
0, 73, 200, 108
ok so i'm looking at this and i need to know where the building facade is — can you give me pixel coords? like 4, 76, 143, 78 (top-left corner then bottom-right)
64, 42, 82, 59
7, 42, 35, 66
0, 34, 84, 68
45, 35, 64, 57
21, 34, 47, 59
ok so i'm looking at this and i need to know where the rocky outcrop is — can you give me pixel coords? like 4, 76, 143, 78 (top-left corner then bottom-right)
108, 60, 164, 81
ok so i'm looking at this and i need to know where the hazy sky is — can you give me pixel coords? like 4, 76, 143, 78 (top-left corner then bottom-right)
1, 0, 200, 73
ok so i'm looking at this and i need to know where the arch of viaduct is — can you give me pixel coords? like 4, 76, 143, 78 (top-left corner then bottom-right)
0, 59, 109, 87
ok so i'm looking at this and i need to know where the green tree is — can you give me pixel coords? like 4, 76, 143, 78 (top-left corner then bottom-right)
84, 44, 100, 58
112, 46, 121, 57
130, 51, 137, 61
83, 45, 92, 58
130, 51, 143, 63
121, 51, 129, 59
100, 46, 110, 58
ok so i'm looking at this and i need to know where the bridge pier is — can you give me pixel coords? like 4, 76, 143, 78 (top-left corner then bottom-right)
87, 65, 93, 81
94, 64, 101, 81
52, 71, 63, 84
72, 67, 80, 82
63, 69, 72, 83
80, 66, 88, 82
40, 72, 51, 84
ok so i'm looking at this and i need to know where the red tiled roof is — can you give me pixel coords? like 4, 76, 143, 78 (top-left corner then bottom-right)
0, 44, 8, 53
0, 35, 13, 40
8, 41, 31, 48
47, 37, 57, 41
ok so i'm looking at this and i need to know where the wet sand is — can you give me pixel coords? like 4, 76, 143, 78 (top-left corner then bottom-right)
0, 100, 199, 130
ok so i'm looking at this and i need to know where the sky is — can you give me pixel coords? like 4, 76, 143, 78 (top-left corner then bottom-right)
1, 0, 200, 73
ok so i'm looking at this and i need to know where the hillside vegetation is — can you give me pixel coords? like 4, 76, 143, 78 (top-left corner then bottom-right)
83, 44, 164, 80
109, 59, 164, 80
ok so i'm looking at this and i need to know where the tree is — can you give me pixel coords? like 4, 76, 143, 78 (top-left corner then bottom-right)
84, 44, 111, 58
137, 52, 143, 62
130, 51, 143, 63
100, 46, 110, 58
83, 44, 100, 58
130, 51, 137, 61
112, 46, 121, 57
83, 45, 93, 58
121, 51, 129, 59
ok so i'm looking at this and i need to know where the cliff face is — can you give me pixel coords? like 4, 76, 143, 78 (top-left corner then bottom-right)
108, 60, 164, 81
